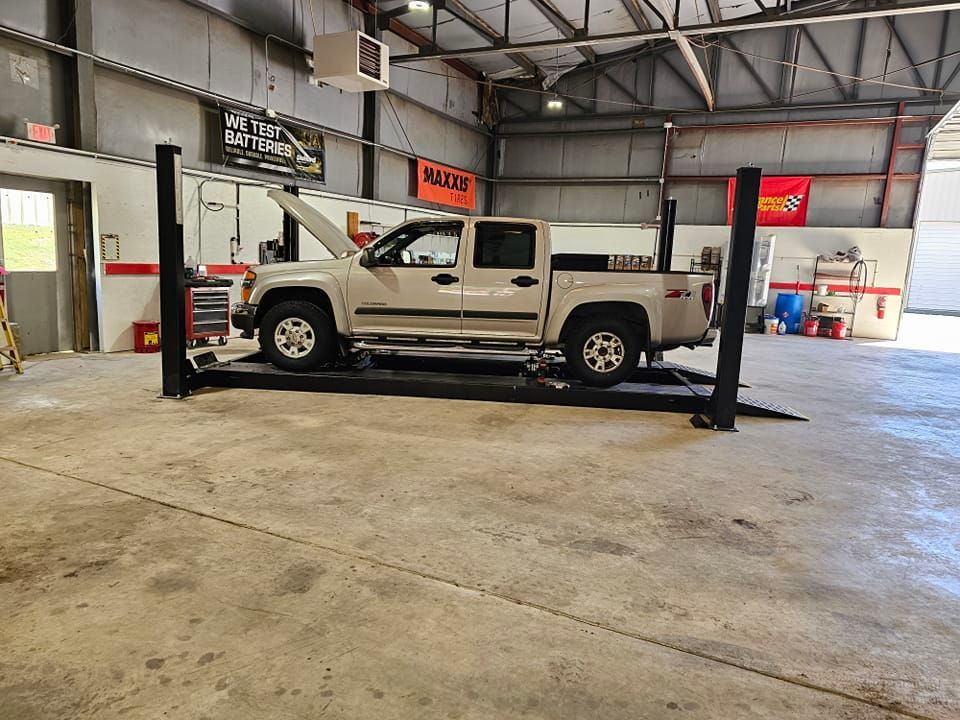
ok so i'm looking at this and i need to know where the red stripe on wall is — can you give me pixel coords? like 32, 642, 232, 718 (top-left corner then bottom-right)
769, 282, 901, 296
104, 263, 251, 275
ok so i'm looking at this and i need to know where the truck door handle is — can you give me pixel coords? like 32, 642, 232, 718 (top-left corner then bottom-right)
431, 273, 460, 285
511, 275, 539, 287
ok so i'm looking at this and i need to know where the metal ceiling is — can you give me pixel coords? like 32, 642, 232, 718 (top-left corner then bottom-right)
383, 0, 954, 80
371, 0, 959, 120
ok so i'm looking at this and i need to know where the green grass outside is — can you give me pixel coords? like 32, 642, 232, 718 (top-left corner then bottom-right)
1, 224, 57, 271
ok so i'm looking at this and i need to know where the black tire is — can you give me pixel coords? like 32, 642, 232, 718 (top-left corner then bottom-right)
564, 316, 642, 387
259, 300, 337, 372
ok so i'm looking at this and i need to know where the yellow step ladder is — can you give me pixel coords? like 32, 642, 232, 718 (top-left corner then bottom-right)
0, 282, 24, 374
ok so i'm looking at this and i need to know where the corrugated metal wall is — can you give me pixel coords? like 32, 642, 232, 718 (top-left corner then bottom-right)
0, 0, 491, 213
494, 12, 960, 227
496, 122, 924, 226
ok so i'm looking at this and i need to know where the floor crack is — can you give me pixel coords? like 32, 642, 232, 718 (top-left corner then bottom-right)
0, 454, 937, 720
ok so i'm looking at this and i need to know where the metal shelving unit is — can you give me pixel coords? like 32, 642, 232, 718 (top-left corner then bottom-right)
807, 257, 876, 337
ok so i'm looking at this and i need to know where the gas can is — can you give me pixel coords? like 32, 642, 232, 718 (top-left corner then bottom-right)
804, 319, 819, 337
133, 320, 160, 353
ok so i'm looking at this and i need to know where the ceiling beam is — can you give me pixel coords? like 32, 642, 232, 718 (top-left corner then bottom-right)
441, 0, 542, 79
498, 94, 955, 124
884, 16, 932, 91
705, 0, 723, 23
799, 26, 851, 101
599, 70, 648, 108
650, 0, 715, 110
525, 0, 596, 64
390, 0, 957, 64
779, 25, 800, 102
620, 0, 654, 30
723, 35, 778, 103
658, 54, 711, 106
852, 18, 867, 98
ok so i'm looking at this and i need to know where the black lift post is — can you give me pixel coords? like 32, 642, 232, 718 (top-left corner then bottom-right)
692, 166, 763, 431
157, 143, 190, 399
281, 184, 300, 262
656, 197, 677, 271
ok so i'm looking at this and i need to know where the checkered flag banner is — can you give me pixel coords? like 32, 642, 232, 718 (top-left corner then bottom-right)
784, 195, 804, 212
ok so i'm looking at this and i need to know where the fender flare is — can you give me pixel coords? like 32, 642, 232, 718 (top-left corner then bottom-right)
251, 273, 350, 334
544, 287, 662, 346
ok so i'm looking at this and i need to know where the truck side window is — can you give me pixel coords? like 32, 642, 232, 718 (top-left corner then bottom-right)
372, 222, 463, 267
473, 223, 536, 269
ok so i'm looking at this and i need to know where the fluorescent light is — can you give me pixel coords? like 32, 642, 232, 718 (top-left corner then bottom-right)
408, 0, 431, 10
547, 97, 564, 110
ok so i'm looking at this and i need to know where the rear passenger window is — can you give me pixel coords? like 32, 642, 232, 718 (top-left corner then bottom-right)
473, 223, 536, 269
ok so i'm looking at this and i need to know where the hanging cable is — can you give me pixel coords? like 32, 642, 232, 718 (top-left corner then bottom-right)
690, 36, 942, 95
384, 92, 418, 155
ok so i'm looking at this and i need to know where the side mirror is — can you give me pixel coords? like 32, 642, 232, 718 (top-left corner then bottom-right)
359, 246, 376, 268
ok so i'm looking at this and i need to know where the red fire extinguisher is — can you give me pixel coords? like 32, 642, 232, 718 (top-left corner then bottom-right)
877, 295, 887, 319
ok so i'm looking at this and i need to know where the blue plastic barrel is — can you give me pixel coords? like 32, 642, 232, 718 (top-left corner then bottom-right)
774, 293, 805, 334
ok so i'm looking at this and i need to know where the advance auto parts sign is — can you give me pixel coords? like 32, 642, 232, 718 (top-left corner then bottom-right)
417, 159, 476, 210
220, 107, 324, 180
727, 175, 812, 227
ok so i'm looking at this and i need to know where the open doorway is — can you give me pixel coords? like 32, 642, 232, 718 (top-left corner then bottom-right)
0, 175, 87, 356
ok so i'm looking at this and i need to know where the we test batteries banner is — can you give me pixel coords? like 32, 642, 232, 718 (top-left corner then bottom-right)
726, 175, 812, 226
219, 107, 325, 180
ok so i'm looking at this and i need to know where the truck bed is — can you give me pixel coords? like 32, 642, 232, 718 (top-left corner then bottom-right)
551, 253, 708, 275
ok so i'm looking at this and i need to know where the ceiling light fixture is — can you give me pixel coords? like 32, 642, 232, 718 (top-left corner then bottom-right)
408, 0, 431, 10
547, 96, 564, 110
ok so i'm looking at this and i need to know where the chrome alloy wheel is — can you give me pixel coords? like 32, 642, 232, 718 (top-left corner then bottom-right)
582, 331, 625, 373
274, 317, 316, 359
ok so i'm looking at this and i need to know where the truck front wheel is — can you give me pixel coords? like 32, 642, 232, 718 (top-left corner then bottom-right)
564, 317, 641, 387
260, 300, 337, 372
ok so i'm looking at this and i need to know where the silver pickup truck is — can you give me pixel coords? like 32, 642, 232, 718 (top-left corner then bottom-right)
232, 190, 716, 387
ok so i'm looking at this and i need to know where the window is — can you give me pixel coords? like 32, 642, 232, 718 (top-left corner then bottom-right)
474, 223, 536, 269
0, 189, 57, 271
371, 222, 462, 267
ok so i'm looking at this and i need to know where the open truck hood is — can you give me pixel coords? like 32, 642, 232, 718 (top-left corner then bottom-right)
266, 189, 358, 258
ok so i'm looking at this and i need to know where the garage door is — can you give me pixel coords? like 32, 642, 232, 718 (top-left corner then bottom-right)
908, 222, 960, 316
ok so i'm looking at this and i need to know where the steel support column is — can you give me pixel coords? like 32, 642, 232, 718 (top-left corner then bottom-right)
156, 144, 190, 399
71, 0, 97, 151
656, 197, 677, 271
880, 101, 906, 228
362, 12, 380, 201
281, 185, 301, 261
693, 166, 762, 431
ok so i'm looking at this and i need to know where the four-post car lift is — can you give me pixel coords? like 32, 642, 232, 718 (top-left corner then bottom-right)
154, 144, 805, 430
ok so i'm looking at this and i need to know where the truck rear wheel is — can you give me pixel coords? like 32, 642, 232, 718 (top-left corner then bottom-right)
564, 317, 641, 387
260, 300, 337, 372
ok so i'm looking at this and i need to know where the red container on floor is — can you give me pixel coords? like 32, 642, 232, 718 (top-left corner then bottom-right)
830, 321, 848, 340
133, 320, 160, 353
804, 319, 819, 337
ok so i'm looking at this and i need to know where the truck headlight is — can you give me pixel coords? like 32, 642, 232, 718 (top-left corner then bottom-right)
241, 269, 256, 303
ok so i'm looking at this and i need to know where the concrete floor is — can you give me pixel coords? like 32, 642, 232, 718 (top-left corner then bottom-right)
1, 333, 958, 720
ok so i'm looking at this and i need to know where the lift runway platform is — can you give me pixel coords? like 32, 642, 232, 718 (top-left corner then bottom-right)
188, 352, 808, 421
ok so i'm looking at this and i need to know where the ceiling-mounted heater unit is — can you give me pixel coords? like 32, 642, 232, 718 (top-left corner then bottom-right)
313, 31, 389, 93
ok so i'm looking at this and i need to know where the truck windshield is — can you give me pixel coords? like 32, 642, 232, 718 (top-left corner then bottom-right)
370, 222, 463, 267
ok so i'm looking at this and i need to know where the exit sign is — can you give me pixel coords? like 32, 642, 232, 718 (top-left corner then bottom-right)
26, 122, 57, 144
